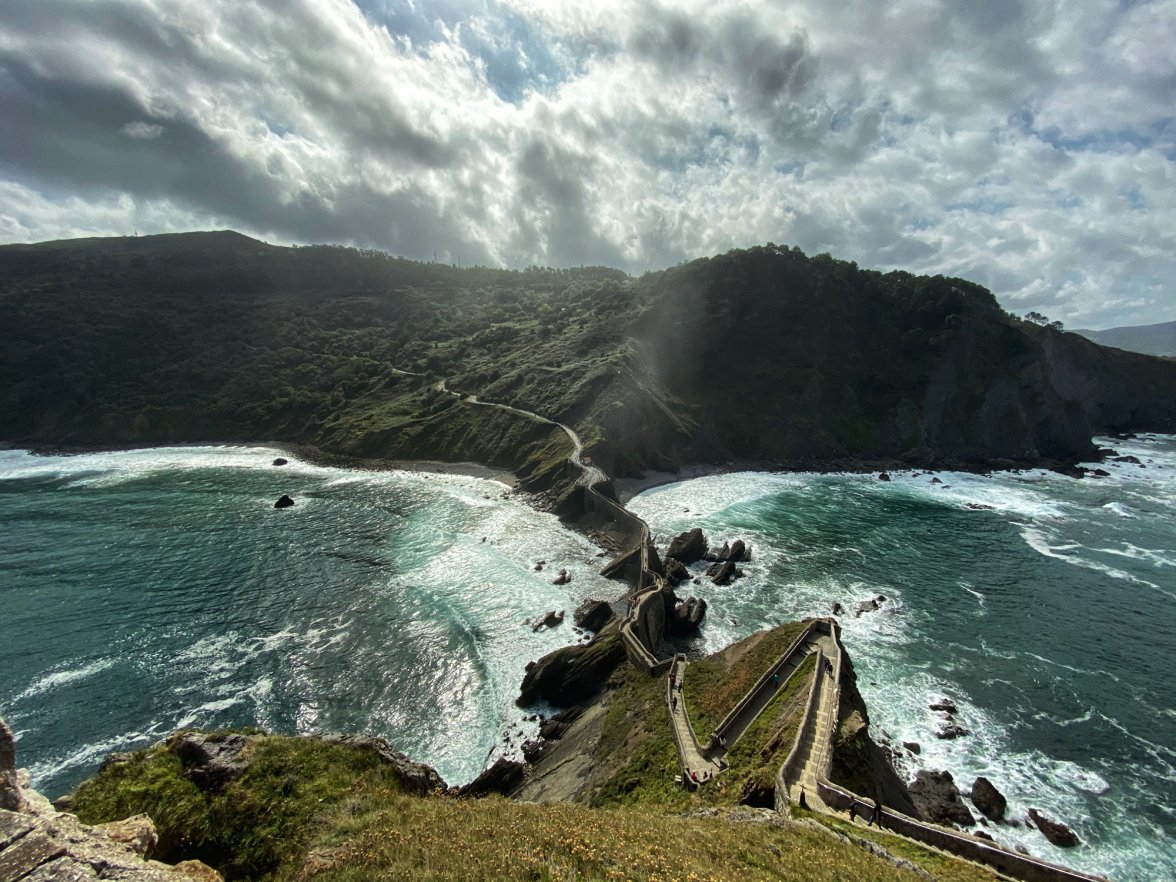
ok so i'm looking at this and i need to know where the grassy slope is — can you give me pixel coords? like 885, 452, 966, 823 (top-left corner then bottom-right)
67, 625, 1004, 882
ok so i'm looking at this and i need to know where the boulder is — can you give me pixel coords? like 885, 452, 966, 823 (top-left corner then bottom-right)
174, 861, 225, 882
930, 477, 943, 484
663, 557, 690, 583
168, 732, 252, 792
902, 741, 921, 755
970, 777, 1007, 821
552, 569, 571, 586
715, 541, 731, 561
315, 734, 447, 795
1028, 809, 1079, 847
728, 539, 747, 562
974, 831, 994, 842
517, 634, 626, 706
274, 494, 295, 509
935, 723, 970, 740
929, 699, 958, 714
1, 715, 23, 811
665, 528, 707, 564
458, 758, 525, 798
831, 602, 845, 616
97, 815, 158, 858
908, 770, 975, 827
1114, 455, 1142, 465
573, 599, 614, 632
272, 458, 288, 466
879, 472, 891, 481
530, 610, 565, 632
710, 560, 737, 585
1090, 468, 1111, 478
669, 597, 707, 634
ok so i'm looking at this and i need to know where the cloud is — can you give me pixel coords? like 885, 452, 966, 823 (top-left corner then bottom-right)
0, 0, 1173, 328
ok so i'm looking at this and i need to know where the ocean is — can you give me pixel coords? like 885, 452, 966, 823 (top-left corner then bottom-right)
2, 437, 1173, 881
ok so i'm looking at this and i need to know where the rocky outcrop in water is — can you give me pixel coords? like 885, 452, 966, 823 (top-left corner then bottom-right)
668, 596, 707, 634
665, 528, 707, 564
517, 634, 626, 706
969, 776, 1007, 821
908, 770, 975, 827
274, 494, 294, 508
573, 599, 614, 632
1028, 808, 1079, 847
458, 758, 525, 798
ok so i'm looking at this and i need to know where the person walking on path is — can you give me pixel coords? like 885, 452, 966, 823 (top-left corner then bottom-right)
848, 800, 859, 823
869, 799, 882, 827
799, 787, 809, 810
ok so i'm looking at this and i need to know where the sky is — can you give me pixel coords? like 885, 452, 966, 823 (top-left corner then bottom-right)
1, 1, 1173, 329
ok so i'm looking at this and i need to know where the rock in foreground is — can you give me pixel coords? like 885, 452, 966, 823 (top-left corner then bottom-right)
517, 634, 626, 706
908, 770, 975, 827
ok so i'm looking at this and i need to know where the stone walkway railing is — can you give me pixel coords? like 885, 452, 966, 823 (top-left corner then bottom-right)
778, 621, 1109, 882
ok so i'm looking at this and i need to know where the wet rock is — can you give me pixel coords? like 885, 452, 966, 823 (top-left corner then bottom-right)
573, 599, 614, 632
552, 569, 571, 585
458, 758, 525, 798
831, 602, 845, 616
974, 830, 994, 842
663, 557, 690, 583
715, 541, 731, 561
929, 699, 958, 714
908, 770, 975, 827
728, 539, 747, 562
1090, 468, 1111, 478
1114, 455, 1142, 465
935, 723, 970, 740
879, 472, 891, 481
930, 477, 943, 484
854, 598, 879, 617
533, 561, 545, 571
530, 610, 565, 632
970, 776, 1007, 821
710, 560, 737, 585
903, 742, 921, 755
965, 503, 995, 511
1028, 808, 1079, 847
272, 458, 288, 466
669, 596, 707, 634
517, 635, 626, 706
274, 494, 295, 508
665, 528, 707, 564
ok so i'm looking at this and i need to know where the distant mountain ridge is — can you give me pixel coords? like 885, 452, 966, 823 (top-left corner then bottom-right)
2, 232, 1174, 490
1073, 320, 1176, 358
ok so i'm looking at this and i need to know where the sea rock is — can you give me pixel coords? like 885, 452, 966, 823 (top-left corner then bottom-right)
458, 758, 525, 798
169, 732, 252, 792
534, 561, 545, 571
854, 598, 879, 617
531, 610, 565, 632
315, 734, 447, 795
903, 741, 921, 755
929, 699, 958, 714
965, 503, 995, 511
669, 597, 707, 634
1114, 455, 1142, 465
831, 602, 845, 616
970, 776, 1007, 821
935, 723, 970, 740
974, 831, 994, 842
908, 770, 975, 827
728, 539, 747, 562
879, 472, 891, 481
573, 599, 614, 632
517, 635, 626, 706
272, 458, 288, 466
663, 557, 690, 584
715, 541, 731, 561
274, 494, 295, 508
665, 528, 707, 564
97, 815, 158, 857
1028, 809, 1079, 847
552, 569, 571, 586
930, 477, 943, 484
1090, 468, 1111, 478
1, 715, 22, 811
710, 560, 737, 585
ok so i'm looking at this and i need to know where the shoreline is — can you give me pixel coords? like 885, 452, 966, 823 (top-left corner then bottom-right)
3, 439, 523, 490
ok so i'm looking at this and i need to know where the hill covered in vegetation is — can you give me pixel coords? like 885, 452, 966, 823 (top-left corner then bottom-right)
2, 232, 1173, 490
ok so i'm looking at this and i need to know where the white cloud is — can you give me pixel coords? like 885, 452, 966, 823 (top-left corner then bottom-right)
0, 0, 1173, 328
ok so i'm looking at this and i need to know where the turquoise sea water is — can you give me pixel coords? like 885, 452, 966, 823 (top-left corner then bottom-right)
629, 435, 1176, 882
0, 446, 610, 792
2, 439, 1173, 881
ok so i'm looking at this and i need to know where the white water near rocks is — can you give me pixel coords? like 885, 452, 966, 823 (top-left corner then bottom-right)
0, 446, 614, 793
628, 435, 1176, 882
